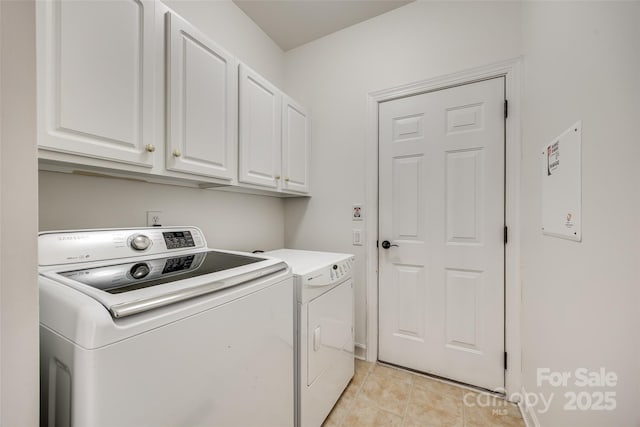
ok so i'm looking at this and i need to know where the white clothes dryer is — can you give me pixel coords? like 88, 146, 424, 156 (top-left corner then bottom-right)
265, 249, 354, 427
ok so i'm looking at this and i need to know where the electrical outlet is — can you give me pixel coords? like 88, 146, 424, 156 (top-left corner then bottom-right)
147, 211, 163, 227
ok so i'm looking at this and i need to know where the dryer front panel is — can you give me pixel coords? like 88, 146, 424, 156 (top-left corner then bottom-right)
307, 279, 354, 386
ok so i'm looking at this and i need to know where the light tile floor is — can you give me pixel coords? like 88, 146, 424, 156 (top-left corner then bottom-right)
323, 360, 525, 427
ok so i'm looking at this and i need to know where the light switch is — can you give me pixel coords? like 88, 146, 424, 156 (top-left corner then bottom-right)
352, 229, 363, 246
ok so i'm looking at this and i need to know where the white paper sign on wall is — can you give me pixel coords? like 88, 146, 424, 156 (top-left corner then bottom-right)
541, 121, 582, 241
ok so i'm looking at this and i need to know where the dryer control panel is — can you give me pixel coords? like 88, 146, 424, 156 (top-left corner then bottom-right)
303, 257, 354, 288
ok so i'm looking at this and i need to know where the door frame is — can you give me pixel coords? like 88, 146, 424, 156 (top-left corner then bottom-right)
364, 57, 523, 397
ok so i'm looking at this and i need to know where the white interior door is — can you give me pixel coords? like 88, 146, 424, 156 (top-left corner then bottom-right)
378, 77, 505, 390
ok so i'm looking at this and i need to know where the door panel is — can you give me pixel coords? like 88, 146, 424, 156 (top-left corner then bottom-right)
445, 269, 482, 352
165, 12, 237, 180
446, 149, 483, 243
394, 264, 426, 341
37, 0, 155, 167
378, 77, 505, 390
238, 65, 282, 189
393, 156, 422, 238
282, 96, 310, 194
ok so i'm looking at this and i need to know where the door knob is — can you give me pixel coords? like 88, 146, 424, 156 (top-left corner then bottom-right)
172, 149, 182, 158
145, 144, 156, 153
381, 240, 399, 249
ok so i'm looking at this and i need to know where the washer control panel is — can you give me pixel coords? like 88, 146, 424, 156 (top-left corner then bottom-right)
39, 227, 206, 266
162, 231, 195, 249
130, 234, 153, 251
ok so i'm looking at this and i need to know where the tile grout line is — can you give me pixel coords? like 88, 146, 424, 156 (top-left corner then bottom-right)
461, 388, 467, 427
400, 375, 415, 424
336, 362, 374, 427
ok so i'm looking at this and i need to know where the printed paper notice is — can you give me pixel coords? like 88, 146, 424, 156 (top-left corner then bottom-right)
546, 141, 559, 175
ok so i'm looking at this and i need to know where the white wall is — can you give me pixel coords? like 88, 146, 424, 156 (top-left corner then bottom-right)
520, 2, 640, 426
40, 172, 284, 252
283, 1, 522, 350
39, 0, 287, 252
0, 1, 40, 425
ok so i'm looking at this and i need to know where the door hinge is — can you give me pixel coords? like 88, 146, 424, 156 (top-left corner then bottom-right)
504, 351, 508, 370
504, 226, 508, 244
504, 99, 508, 119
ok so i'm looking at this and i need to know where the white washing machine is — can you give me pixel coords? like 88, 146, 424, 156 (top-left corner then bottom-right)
39, 227, 294, 427
265, 249, 354, 427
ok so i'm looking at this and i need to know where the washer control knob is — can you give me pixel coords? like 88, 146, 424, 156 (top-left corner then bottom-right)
130, 263, 150, 279
130, 234, 151, 251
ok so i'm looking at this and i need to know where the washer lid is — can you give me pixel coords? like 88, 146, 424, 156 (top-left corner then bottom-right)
59, 250, 265, 293
42, 250, 287, 318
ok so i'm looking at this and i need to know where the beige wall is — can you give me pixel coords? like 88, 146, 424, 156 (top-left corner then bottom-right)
520, 2, 640, 426
0, 0, 39, 425
282, 0, 522, 350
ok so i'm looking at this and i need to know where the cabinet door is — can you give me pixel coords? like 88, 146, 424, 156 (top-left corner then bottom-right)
165, 12, 237, 181
282, 96, 310, 194
37, 0, 155, 167
238, 65, 282, 189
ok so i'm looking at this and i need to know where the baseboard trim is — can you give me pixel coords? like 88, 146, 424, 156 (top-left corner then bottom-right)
354, 343, 367, 360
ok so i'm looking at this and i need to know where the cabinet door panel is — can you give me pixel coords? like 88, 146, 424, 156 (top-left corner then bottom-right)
239, 65, 282, 189
165, 12, 237, 181
37, 0, 155, 167
282, 96, 310, 194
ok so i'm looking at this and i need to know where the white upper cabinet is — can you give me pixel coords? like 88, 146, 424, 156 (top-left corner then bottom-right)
238, 64, 282, 190
36, 2, 310, 196
165, 12, 237, 181
37, 0, 156, 167
282, 96, 310, 194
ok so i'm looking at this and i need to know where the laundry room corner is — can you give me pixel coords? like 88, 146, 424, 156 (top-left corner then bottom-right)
282, 0, 522, 365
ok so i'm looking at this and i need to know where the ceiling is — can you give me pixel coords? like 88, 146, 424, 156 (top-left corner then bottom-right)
233, 0, 414, 51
